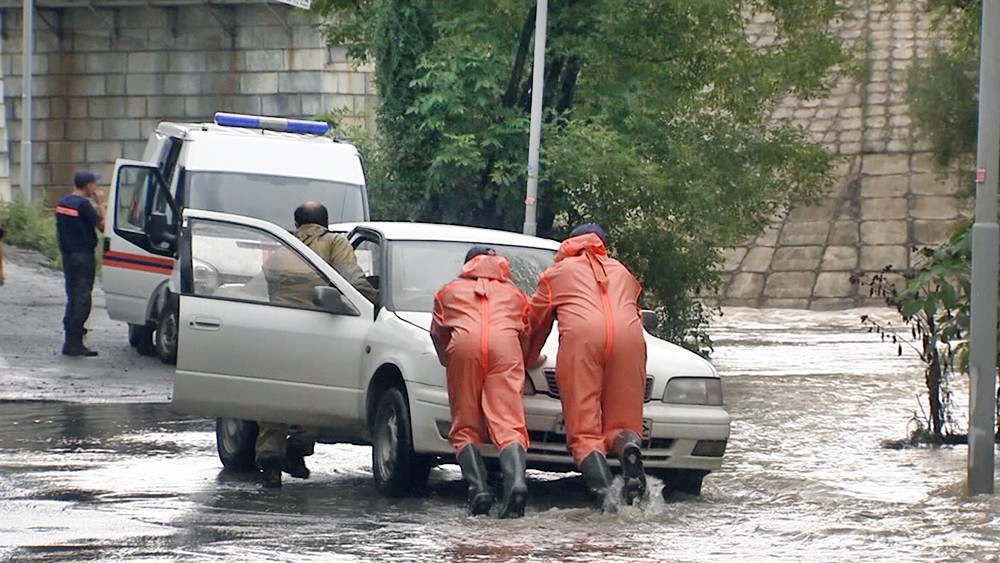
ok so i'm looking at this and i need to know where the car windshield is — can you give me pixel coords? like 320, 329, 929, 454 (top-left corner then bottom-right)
388, 240, 555, 312
183, 171, 366, 231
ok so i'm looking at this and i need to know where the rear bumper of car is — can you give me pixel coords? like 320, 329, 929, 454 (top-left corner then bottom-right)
408, 381, 730, 473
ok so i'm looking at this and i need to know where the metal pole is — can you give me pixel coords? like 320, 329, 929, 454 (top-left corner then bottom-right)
968, 0, 1000, 496
21, 0, 34, 203
522, 0, 547, 236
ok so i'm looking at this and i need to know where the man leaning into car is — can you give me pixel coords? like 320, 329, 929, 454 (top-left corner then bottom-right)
256, 201, 377, 488
525, 223, 648, 512
430, 247, 531, 518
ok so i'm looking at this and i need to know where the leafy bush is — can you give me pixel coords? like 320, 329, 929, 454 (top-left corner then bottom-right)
0, 198, 60, 266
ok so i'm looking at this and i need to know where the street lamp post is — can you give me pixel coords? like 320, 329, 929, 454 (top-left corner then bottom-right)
967, 0, 1000, 496
522, 0, 547, 236
21, 0, 34, 203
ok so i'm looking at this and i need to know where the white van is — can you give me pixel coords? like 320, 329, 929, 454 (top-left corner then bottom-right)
102, 113, 370, 363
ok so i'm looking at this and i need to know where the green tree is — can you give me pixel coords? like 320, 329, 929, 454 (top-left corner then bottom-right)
869, 0, 1000, 442
314, 0, 849, 348
907, 0, 980, 179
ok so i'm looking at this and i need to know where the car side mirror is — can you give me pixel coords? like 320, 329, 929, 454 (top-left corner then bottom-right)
641, 310, 659, 333
312, 286, 360, 317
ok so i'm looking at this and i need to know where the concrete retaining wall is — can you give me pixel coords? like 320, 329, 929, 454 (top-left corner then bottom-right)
711, 0, 970, 309
0, 3, 374, 204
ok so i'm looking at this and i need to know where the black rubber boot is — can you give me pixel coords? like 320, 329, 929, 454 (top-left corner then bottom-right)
579, 451, 617, 514
612, 430, 647, 505
259, 457, 283, 489
456, 445, 493, 516
283, 428, 312, 479
497, 444, 528, 519
283, 455, 310, 479
62, 331, 98, 357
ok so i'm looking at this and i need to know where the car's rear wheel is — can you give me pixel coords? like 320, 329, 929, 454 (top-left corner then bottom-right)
216, 418, 259, 472
128, 323, 156, 356
371, 387, 431, 497
156, 295, 178, 365
652, 468, 707, 499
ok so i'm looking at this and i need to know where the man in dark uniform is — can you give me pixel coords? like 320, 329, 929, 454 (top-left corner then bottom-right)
55, 170, 105, 357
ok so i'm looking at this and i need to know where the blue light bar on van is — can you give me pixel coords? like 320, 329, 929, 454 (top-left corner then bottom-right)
213, 112, 330, 135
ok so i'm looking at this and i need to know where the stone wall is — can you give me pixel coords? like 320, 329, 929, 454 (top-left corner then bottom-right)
0, 3, 375, 205
711, 0, 970, 309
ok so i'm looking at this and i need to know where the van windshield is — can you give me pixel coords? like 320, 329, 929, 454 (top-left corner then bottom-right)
183, 171, 367, 231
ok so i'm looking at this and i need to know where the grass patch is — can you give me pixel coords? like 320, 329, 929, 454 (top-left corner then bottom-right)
0, 197, 60, 266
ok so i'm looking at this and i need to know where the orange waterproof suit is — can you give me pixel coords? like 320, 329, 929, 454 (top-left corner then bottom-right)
526, 232, 647, 465
430, 254, 531, 454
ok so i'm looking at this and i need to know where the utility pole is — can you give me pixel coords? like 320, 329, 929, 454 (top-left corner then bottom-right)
21, 0, 34, 203
522, 0, 547, 236
968, 0, 1000, 496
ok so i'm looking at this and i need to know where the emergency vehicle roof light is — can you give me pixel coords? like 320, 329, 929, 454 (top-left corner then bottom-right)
213, 112, 330, 136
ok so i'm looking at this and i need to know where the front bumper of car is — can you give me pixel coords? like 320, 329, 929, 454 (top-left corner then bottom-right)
408, 379, 730, 473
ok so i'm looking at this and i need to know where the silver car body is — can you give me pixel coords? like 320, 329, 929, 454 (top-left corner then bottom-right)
172, 210, 730, 473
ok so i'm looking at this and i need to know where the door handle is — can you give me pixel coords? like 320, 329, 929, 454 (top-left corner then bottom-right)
190, 316, 222, 330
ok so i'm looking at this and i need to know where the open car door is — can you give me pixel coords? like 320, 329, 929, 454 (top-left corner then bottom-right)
171, 210, 373, 430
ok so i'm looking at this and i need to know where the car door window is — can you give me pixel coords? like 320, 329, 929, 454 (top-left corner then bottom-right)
188, 218, 329, 311
353, 238, 381, 291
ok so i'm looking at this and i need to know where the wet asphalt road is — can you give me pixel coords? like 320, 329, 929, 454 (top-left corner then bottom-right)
0, 248, 173, 404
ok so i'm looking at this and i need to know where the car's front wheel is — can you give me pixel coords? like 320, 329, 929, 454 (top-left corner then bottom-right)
156, 295, 178, 365
216, 418, 259, 472
651, 468, 707, 499
371, 387, 431, 497
128, 323, 156, 356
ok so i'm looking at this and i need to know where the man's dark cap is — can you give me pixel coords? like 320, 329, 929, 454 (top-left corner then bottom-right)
464, 246, 495, 263
73, 170, 102, 188
569, 223, 606, 244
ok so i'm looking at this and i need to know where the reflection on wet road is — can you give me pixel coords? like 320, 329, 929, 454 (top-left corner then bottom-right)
2, 307, 1000, 562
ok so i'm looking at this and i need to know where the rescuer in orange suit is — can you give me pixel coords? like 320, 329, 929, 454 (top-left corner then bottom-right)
430, 247, 531, 519
525, 223, 647, 511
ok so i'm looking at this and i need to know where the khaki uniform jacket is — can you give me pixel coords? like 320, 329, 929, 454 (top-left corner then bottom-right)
264, 223, 377, 306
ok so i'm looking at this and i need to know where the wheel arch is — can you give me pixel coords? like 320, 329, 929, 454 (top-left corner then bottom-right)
147, 280, 172, 323
366, 363, 407, 431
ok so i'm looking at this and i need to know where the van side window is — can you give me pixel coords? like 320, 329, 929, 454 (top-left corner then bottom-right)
114, 174, 149, 232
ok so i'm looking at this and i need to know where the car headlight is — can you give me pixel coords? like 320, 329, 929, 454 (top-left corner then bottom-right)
662, 377, 724, 406
192, 259, 219, 294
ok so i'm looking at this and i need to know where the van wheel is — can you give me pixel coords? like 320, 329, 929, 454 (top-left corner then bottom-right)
156, 295, 178, 365
129, 323, 156, 356
371, 387, 431, 497
216, 418, 259, 472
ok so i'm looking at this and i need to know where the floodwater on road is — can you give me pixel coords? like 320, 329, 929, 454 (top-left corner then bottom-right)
2, 307, 999, 562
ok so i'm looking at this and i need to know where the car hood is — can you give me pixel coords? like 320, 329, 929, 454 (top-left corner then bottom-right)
393, 311, 719, 378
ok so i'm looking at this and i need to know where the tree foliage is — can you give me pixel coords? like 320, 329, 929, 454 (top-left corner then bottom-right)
872, 0, 1000, 442
313, 0, 849, 348
907, 0, 980, 178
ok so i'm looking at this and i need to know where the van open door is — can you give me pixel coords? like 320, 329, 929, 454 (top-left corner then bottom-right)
102, 160, 180, 352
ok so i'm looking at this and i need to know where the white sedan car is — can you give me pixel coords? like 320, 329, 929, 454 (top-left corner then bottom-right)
171, 210, 730, 498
